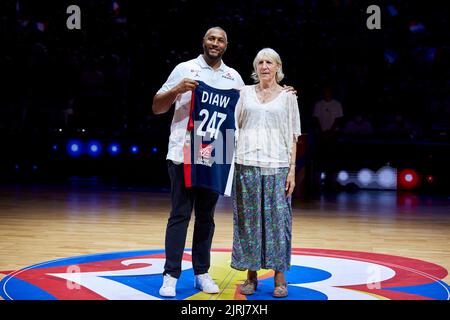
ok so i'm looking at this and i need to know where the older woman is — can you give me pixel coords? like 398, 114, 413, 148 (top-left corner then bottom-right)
231, 48, 301, 298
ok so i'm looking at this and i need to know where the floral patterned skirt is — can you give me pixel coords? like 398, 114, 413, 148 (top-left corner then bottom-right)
231, 164, 292, 272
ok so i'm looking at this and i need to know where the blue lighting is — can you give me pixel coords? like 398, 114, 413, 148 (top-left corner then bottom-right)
387, 5, 398, 17
384, 49, 397, 64
130, 145, 139, 154
67, 140, 83, 157
52, 144, 58, 151
151, 146, 158, 154
108, 143, 121, 156
87, 141, 102, 157
425, 47, 436, 62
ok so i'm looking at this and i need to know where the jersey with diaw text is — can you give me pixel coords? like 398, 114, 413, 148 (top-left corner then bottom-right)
183, 81, 240, 196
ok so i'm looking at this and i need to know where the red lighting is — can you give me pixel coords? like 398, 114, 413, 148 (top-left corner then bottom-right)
398, 169, 421, 189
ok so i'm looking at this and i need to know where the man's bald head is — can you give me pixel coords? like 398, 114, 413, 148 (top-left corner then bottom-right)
204, 27, 228, 43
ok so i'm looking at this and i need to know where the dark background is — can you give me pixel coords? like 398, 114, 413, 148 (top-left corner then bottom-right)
0, 0, 449, 195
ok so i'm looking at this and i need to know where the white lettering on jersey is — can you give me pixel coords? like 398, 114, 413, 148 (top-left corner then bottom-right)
201, 91, 231, 108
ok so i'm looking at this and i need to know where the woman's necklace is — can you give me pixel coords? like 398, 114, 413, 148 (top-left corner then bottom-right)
256, 84, 281, 103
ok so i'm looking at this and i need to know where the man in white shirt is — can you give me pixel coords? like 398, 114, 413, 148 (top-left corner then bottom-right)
313, 87, 343, 133
312, 86, 344, 190
152, 27, 244, 297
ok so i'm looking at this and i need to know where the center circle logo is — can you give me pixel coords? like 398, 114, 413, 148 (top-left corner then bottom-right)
1, 248, 449, 300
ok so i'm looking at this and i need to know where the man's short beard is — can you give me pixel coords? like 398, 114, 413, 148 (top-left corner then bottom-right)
203, 45, 223, 61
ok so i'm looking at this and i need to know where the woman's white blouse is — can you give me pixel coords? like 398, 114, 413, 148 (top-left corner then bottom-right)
235, 85, 302, 168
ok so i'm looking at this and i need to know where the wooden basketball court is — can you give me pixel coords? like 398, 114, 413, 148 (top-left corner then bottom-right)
0, 184, 449, 299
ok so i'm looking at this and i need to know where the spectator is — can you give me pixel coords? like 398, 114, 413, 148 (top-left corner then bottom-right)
343, 113, 374, 136
312, 86, 344, 134
311, 86, 344, 189
382, 111, 416, 139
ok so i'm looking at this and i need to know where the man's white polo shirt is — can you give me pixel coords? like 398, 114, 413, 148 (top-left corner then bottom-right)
157, 55, 244, 163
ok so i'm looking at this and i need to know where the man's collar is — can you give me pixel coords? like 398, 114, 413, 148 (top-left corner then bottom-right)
197, 54, 226, 71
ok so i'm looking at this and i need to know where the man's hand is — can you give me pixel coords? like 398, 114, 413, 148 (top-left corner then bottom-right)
282, 84, 298, 96
152, 78, 198, 115
175, 78, 199, 95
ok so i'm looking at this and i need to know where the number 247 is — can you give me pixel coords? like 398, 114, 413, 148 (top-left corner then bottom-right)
196, 109, 227, 140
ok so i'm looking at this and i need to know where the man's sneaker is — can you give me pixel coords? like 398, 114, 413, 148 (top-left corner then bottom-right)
194, 273, 219, 294
159, 274, 177, 297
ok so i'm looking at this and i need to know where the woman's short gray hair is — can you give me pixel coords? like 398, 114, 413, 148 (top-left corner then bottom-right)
251, 48, 285, 83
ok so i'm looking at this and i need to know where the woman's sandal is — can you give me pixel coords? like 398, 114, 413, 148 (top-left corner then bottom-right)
273, 283, 288, 298
239, 279, 258, 295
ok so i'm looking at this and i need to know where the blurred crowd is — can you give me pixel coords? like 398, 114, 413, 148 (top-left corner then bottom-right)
0, 0, 449, 143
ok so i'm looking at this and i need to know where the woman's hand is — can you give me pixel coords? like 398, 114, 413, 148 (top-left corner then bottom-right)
285, 167, 296, 197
